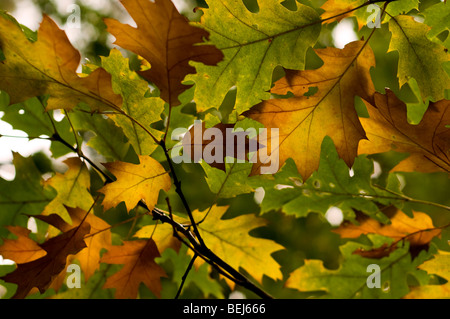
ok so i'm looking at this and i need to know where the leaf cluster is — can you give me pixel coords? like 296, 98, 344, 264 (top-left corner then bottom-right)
0, 0, 449, 299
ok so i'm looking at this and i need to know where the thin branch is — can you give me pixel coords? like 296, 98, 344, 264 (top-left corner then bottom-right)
175, 252, 197, 299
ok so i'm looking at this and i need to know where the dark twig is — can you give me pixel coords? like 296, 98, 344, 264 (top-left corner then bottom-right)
175, 253, 198, 299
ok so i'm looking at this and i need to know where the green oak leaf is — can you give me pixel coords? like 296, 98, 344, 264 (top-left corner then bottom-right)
388, 15, 450, 102
0, 96, 80, 158
252, 136, 405, 223
186, 0, 321, 113
101, 49, 165, 155
69, 105, 131, 162
200, 161, 254, 199
286, 238, 432, 298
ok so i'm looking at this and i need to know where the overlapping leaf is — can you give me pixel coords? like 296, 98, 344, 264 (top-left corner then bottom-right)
187, 0, 322, 113
100, 239, 166, 299
0, 153, 55, 236
42, 157, 93, 219
101, 49, 165, 155
0, 226, 46, 264
99, 155, 171, 212
388, 15, 450, 102
0, 210, 90, 299
250, 136, 399, 223
405, 250, 450, 298
334, 210, 442, 250
244, 41, 375, 179
194, 205, 283, 283
105, 0, 223, 106
358, 90, 450, 173
286, 240, 430, 298
320, 0, 419, 29
0, 13, 122, 111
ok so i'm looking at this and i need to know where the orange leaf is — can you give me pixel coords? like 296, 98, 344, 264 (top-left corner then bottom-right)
99, 155, 171, 212
244, 41, 375, 178
0, 226, 46, 264
358, 89, 450, 173
0, 14, 122, 111
105, 0, 223, 105
334, 210, 441, 247
70, 208, 112, 281
101, 239, 166, 299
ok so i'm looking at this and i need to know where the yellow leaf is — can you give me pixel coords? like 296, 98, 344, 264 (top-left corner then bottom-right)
194, 205, 283, 283
134, 223, 181, 254
100, 239, 166, 299
244, 41, 375, 179
99, 156, 171, 212
0, 14, 122, 111
0, 226, 46, 264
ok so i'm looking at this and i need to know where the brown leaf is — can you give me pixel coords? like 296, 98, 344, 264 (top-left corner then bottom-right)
243, 41, 375, 178
105, 0, 223, 105
1, 212, 90, 298
100, 239, 166, 299
359, 90, 450, 173
0, 226, 46, 264
334, 210, 441, 246
335, 209, 442, 258
0, 14, 122, 111
69, 208, 112, 281
181, 121, 261, 171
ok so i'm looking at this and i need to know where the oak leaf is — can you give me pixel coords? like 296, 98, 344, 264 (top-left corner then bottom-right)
404, 251, 450, 299
42, 157, 94, 220
244, 41, 375, 179
286, 240, 428, 298
194, 205, 283, 283
134, 223, 181, 254
0, 211, 90, 298
388, 15, 450, 102
334, 210, 441, 247
101, 49, 165, 156
0, 13, 122, 111
180, 121, 260, 171
358, 89, 450, 173
186, 0, 321, 113
99, 155, 171, 212
0, 226, 46, 264
100, 239, 166, 299
105, 0, 223, 106
70, 209, 112, 281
